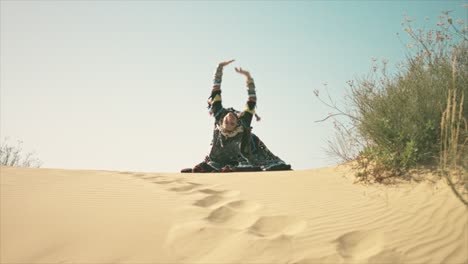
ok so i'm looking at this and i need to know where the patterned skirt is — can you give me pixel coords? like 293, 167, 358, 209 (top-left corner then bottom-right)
182, 133, 291, 173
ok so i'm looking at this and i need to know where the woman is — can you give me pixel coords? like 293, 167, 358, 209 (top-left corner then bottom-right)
182, 59, 291, 173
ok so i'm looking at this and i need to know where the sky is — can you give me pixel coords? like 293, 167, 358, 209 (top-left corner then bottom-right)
1, 0, 467, 172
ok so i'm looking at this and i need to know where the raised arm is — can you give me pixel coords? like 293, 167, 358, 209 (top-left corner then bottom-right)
207, 59, 235, 119
235, 67, 256, 127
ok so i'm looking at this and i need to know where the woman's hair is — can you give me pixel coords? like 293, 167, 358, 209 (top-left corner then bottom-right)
224, 107, 240, 115
220, 108, 239, 121
222, 111, 239, 123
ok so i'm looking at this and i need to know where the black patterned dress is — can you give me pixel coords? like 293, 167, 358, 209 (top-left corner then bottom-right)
181, 64, 291, 173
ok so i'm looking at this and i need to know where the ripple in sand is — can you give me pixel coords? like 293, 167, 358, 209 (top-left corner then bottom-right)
292, 254, 343, 264
368, 249, 406, 264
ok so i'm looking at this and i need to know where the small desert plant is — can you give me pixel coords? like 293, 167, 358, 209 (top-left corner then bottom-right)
0, 138, 42, 168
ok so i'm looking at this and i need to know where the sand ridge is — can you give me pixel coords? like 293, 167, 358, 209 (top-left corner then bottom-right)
1, 166, 467, 264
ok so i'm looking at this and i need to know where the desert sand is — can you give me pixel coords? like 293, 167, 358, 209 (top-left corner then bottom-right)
1, 165, 467, 264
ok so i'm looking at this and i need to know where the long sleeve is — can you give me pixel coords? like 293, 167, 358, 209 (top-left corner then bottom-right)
241, 76, 256, 127
207, 64, 224, 118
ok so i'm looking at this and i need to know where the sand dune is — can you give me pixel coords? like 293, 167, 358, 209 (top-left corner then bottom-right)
1, 166, 466, 264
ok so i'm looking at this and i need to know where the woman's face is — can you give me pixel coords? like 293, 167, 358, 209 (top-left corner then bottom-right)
222, 112, 238, 132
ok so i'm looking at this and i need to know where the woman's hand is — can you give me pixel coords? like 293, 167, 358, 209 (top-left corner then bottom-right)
219, 59, 235, 67
235, 67, 251, 78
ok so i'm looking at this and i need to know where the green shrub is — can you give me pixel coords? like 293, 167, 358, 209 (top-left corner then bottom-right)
316, 11, 467, 184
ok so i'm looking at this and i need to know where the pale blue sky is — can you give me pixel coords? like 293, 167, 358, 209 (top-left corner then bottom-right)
1, 1, 466, 172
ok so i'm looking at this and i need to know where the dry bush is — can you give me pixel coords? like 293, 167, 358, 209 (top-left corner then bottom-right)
0, 138, 42, 168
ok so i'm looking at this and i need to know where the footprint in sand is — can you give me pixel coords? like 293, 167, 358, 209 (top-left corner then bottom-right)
153, 179, 184, 185
142, 176, 165, 180
125, 172, 162, 180
248, 215, 307, 237
206, 205, 259, 229
334, 229, 385, 261
170, 182, 205, 192
198, 189, 227, 195
121, 172, 163, 180
198, 189, 240, 197
293, 231, 390, 264
194, 194, 227, 208
165, 222, 237, 260
193, 192, 246, 207
225, 200, 262, 212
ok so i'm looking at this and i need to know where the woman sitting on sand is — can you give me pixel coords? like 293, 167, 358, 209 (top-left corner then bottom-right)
182, 59, 291, 173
